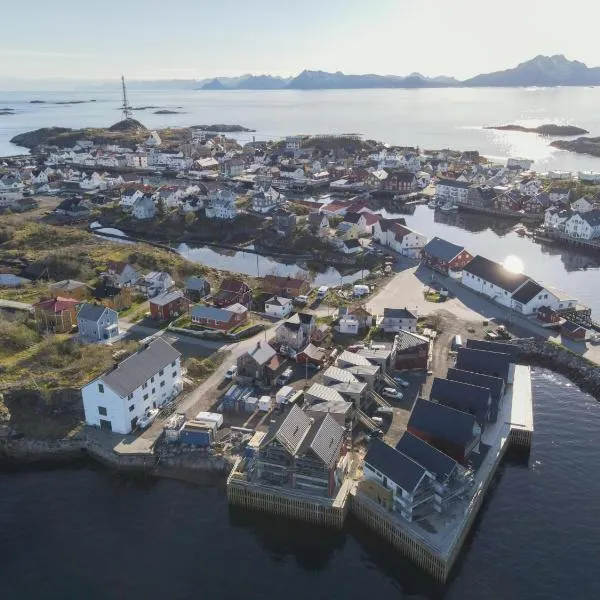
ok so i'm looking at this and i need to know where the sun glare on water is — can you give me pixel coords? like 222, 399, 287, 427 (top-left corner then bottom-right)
503, 255, 524, 274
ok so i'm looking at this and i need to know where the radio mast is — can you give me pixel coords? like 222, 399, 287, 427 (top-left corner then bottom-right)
120, 75, 133, 120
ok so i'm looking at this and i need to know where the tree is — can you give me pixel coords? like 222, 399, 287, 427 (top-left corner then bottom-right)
157, 197, 166, 218
184, 211, 196, 227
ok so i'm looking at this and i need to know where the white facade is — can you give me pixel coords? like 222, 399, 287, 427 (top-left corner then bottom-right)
264, 296, 293, 319
564, 211, 600, 240
578, 171, 600, 184
507, 157, 534, 170
132, 196, 157, 220
82, 346, 182, 435
461, 270, 521, 308
571, 197, 594, 213
205, 189, 237, 219
436, 180, 470, 205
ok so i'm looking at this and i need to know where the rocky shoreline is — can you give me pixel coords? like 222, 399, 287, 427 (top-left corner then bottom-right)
550, 136, 600, 157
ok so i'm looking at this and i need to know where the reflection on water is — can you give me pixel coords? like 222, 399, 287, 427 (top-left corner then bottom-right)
178, 243, 367, 287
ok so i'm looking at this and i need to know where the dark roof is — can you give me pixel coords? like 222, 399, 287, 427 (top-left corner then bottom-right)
511, 280, 544, 304
190, 304, 236, 322
77, 303, 110, 322
364, 438, 427, 494
562, 320, 586, 333
185, 276, 209, 291
430, 378, 490, 425
580, 209, 600, 226
464, 255, 529, 292
422, 237, 466, 263
308, 211, 327, 225
395, 432, 457, 481
456, 347, 511, 381
297, 413, 343, 468
383, 307, 417, 320
408, 398, 477, 447
100, 338, 181, 398
387, 170, 415, 182
393, 330, 429, 351
219, 278, 248, 293
261, 405, 312, 455
344, 238, 361, 249
465, 339, 519, 361
437, 177, 471, 189
446, 368, 504, 422
343, 212, 362, 224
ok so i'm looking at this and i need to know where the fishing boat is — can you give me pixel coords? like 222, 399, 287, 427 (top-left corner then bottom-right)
439, 202, 458, 213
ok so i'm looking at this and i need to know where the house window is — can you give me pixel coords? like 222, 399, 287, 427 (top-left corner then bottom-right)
160, 381, 165, 388
98, 383, 104, 393
159, 369, 164, 376
127, 393, 133, 400
171, 361, 176, 367
98, 406, 107, 416
129, 405, 135, 412
143, 382, 148, 389
151, 376, 155, 383
143, 393, 149, 401
152, 388, 156, 394
172, 371, 177, 378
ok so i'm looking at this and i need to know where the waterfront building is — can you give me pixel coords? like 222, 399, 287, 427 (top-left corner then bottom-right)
372, 219, 427, 258
446, 368, 504, 422
262, 274, 309, 298
564, 210, 600, 240
420, 237, 473, 276
82, 338, 182, 434
435, 178, 470, 205
76, 303, 119, 341
455, 347, 512, 382
430, 378, 491, 428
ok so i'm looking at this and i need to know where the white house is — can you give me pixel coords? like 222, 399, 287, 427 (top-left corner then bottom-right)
139, 271, 175, 298
507, 157, 534, 170
105, 261, 140, 288
205, 189, 237, 219
252, 186, 283, 213
578, 171, 600, 184
131, 195, 157, 220
373, 220, 427, 259
461, 255, 531, 309
82, 338, 182, 434
544, 207, 571, 231
120, 189, 144, 210
436, 179, 470, 205
564, 210, 600, 240
518, 177, 542, 197
145, 131, 162, 147
510, 281, 561, 315
264, 296, 293, 319
0, 190, 23, 209
379, 308, 417, 333
126, 153, 149, 169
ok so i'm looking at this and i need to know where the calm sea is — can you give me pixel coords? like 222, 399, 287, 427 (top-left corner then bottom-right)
1, 370, 599, 600
3, 87, 600, 171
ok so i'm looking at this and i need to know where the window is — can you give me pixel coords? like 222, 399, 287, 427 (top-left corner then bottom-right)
172, 371, 177, 378
152, 388, 156, 394
98, 406, 107, 416
98, 383, 104, 393
127, 393, 133, 400
171, 361, 176, 367
129, 405, 134, 412
143, 393, 148, 401
142, 382, 148, 389
151, 377, 155, 383
159, 369, 164, 376
160, 381, 165, 388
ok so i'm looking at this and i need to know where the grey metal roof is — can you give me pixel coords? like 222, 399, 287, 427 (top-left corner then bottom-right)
430, 377, 490, 425
456, 347, 511, 382
185, 276, 209, 291
408, 398, 477, 447
337, 350, 372, 367
437, 178, 471, 189
465, 339, 519, 361
422, 237, 466, 262
393, 330, 429, 351
190, 304, 234, 322
323, 366, 359, 384
150, 289, 186, 307
446, 368, 504, 422
246, 341, 277, 366
298, 414, 344, 468
511, 280, 544, 304
306, 383, 346, 404
580, 209, 600, 226
464, 255, 530, 293
262, 404, 312, 455
383, 307, 417, 319
395, 432, 457, 481
77, 303, 109, 322
101, 338, 181, 398
364, 438, 427, 494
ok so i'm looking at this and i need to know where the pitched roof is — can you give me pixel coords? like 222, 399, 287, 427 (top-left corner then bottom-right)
245, 341, 277, 366
579, 209, 600, 226
446, 368, 504, 422
430, 378, 490, 425
185, 276, 209, 291
383, 307, 417, 320
191, 304, 236, 322
298, 414, 344, 468
218, 278, 247, 293
393, 330, 429, 351
511, 280, 544, 304
77, 303, 110, 322
50, 279, 88, 292
408, 398, 477, 446
306, 383, 347, 404
150, 289, 186, 307
395, 432, 458, 481
465, 339, 518, 361
464, 255, 529, 292
100, 338, 181, 398
262, 404, 312, 455
422, 237, 466, 262
364, 438, 427, 494
437, 177, 471, 189
34, 296, 80, 313
456, 347, 511, 381
265, 296, 292, 307
298, 343, 326, 362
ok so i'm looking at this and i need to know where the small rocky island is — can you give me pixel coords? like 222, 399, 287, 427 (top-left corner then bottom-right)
485, 123, 589, 136
551, 136, 600, 157
0, 108, 15, 116
153, 110, 185, 115
10, 119, 255, 150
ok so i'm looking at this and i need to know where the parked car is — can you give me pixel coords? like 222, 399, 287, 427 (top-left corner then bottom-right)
382, 387, 403, 400
316, 286, 329, 299
138, 409, 159, 430
293, 295, 309, 306
393, 376, 410, 388
225, 365, 237, 380
277, 367, 294, 385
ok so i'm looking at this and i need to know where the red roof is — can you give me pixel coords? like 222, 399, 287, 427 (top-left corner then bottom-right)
360, 211, 380, 226
34, 297, 80, 313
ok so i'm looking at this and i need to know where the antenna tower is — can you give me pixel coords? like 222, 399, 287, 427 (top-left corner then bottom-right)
121, 75, 133, 120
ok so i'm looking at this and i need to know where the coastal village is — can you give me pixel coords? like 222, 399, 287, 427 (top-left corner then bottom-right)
2, 111, 600, 581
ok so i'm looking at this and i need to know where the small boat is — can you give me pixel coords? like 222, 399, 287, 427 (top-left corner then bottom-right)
440, 202, 458, 213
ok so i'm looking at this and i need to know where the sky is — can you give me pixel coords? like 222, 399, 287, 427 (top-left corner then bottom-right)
2, 0, 600, 81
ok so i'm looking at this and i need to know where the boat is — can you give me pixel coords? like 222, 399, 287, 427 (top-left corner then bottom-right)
439, 202, 458, 213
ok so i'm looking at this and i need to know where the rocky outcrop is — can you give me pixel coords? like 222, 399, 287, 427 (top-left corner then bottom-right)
486, 124, 588, 136
510, 338, 600, 399
550, 136, 600, 157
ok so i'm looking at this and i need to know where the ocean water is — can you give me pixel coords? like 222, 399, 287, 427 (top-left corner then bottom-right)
3, 87, 600, 171
1, 370, 600, 600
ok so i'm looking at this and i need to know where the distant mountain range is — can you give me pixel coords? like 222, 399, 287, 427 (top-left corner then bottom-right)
195, 55, 600, 90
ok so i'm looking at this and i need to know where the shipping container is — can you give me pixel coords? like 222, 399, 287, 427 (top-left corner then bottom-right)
179, 421, 214, 447
258, 396, 271, 412
194, 411, 224, 428
245, 396, 259, 413
276, 385, 295, 404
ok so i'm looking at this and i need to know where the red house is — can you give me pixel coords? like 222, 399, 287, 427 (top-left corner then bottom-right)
537, 305, 561, 325
561, 320, 587, 341
149, 289, 190, 321
214, 278, 251, 308
421, 237, 473, 275
381, 170, 417, 194
393, 330, 430, 370
263, 275, 309, 298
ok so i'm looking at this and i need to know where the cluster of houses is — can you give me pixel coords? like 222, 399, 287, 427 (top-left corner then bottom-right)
361, 339, 517, 523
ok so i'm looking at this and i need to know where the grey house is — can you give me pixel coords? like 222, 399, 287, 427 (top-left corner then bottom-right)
184, 276, 211, 301
77, 304, 119, 341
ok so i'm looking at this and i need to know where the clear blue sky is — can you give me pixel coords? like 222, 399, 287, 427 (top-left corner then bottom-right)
2, 0, 599, 80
